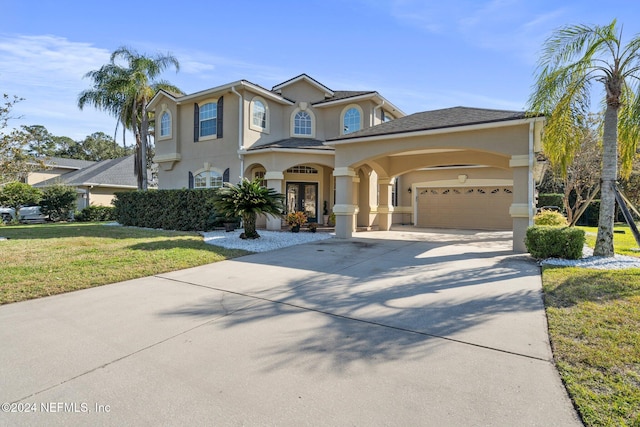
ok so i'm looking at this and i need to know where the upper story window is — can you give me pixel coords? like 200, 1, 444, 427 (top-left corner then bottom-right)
200, 103, 217, 137
251, 98, 267, 129
160, 111, 171, 137
290, 105, 316, 138
194, 97, 224, 142
194, 170, 223, 189
382, 110, 393, 123
294, 111, 312, 135
342, 106, 362, 134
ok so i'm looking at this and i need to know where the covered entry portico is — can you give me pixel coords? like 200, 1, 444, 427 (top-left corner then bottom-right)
325, 107, 545, 252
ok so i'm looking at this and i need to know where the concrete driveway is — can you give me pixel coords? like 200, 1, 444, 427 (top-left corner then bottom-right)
0, 229, 581, 426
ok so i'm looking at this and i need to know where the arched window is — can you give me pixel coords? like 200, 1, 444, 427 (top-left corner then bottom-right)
343, 107, 361, 134
251, 98, 268, 131
199, 102, 217, 137
160, 111, 171, 137
294, 111, 312, 136
194, 170, 223, 188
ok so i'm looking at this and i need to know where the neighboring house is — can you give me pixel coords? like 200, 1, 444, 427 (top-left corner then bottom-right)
148, 74, 544, 251
26, 157, 97, 186
34, 155, 140, 209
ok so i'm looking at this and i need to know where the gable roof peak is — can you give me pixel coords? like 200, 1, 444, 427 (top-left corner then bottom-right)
272, 74, 334, 97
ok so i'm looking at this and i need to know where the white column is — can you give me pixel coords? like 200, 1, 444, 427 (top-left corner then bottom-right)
509, 155, 531, 252
378, 177, 394, 231
265, 171, 284, 231
333, 167, 356, 238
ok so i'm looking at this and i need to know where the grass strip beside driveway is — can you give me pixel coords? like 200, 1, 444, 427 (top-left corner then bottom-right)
0, 222, 248, 305
543, 263, 640, 425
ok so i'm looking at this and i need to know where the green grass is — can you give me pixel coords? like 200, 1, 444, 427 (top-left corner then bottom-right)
579, 224, 640, 256
0, 222, 248, 305
543, 225, 640, 426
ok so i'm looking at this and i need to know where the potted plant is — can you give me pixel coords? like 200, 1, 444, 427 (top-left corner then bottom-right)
287, 211, 307, 232
308, 222, 318, 233
328, 212, 336, 227
323, 201, 329, 226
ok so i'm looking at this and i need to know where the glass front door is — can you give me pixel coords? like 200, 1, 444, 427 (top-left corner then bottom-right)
286, 182, 318, 222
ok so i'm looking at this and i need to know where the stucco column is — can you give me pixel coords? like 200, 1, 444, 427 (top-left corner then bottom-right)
265, 171, 284, 231
509, 155, 533, 252
378, 177, 394, 231
333, 167, 357, 238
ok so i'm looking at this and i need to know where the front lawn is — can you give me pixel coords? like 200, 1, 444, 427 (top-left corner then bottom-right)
543, 225, 640, 426
580, 224, 640, 256
0, 222, 248, 305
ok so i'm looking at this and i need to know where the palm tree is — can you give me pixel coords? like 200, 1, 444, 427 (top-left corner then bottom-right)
528, 19, 640, 257
78, 47, 182, 190
212, 178, 285, 239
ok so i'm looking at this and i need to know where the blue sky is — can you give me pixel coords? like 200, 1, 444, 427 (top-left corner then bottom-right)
1, 0, 639, 144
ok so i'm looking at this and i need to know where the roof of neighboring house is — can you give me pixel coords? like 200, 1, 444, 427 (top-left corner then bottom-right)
247, 138, 334, 151
34, 155, 138, 188
35, 157, 97, 170
328, 107, 531, 142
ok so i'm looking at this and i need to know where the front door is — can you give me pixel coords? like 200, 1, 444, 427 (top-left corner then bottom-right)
286, 182, 318, 223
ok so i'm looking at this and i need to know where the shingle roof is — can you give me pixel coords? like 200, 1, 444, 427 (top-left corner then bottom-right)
247, 138, 333, 151
44, 157, 97, 169
35, 155, 138, 188
329, 107, 529, 141
312, 91, 377, 105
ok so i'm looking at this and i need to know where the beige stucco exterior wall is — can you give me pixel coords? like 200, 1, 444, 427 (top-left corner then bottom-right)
27, 168, 69, 185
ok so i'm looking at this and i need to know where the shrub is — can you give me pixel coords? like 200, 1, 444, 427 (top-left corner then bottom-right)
525, 226, 585, 260
40, 184, 76, 221
75, 205, 116, 222
534, 210, 568, 226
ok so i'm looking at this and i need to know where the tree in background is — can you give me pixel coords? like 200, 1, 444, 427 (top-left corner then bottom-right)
78, 47, 182, 190
212, 178, 284, 240
541, 114, 603, 225
0, 95, 45, 183
23, 125, 57, 157
528, 19, 640, 257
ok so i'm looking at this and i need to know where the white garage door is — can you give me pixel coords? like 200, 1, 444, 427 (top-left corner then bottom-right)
416, 186, 513, 230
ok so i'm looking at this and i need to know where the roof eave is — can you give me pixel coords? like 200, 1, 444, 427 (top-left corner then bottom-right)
326, 116, 543, 146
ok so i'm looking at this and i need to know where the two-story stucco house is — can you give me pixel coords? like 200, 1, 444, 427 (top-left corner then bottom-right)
148, 74, 544, 251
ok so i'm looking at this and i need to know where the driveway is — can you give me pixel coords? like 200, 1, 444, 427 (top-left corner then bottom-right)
0, 229, 581, 426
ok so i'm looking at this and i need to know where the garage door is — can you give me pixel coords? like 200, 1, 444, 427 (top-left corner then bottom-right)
416, 187, 513, 230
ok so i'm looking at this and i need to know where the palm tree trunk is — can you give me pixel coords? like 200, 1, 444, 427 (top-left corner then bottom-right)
594, 104, 619, 257
140, 100, 149, 191
242, 213, 259, 239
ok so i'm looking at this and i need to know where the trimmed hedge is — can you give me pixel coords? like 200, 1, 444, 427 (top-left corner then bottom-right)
525, 226, 585, 260
75, 205, 116, 222
537, 193, 563, 209
113, 189, 233, 231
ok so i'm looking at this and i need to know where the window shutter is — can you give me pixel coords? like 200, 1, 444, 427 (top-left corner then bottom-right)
217, 96, 224, 138
223, 168, 230, 183
188, 171, 194, 189
193, 104, 199, 142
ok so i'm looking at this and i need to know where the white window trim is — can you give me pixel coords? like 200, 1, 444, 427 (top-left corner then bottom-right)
198, 98, 219, 142
158, 104, 172, 140
290, 106, 316, 138
340, 104, 364, 136
249, 96, 270, 134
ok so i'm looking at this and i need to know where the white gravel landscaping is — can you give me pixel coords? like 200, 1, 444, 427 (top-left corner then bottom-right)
540, 246, 640, 270
201, 229, 334, 252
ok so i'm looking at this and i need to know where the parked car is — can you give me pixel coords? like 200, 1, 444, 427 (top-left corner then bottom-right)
0, 206, 49, 223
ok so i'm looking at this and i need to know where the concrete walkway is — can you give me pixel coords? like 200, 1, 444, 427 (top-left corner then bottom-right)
0, 230, 582, 426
